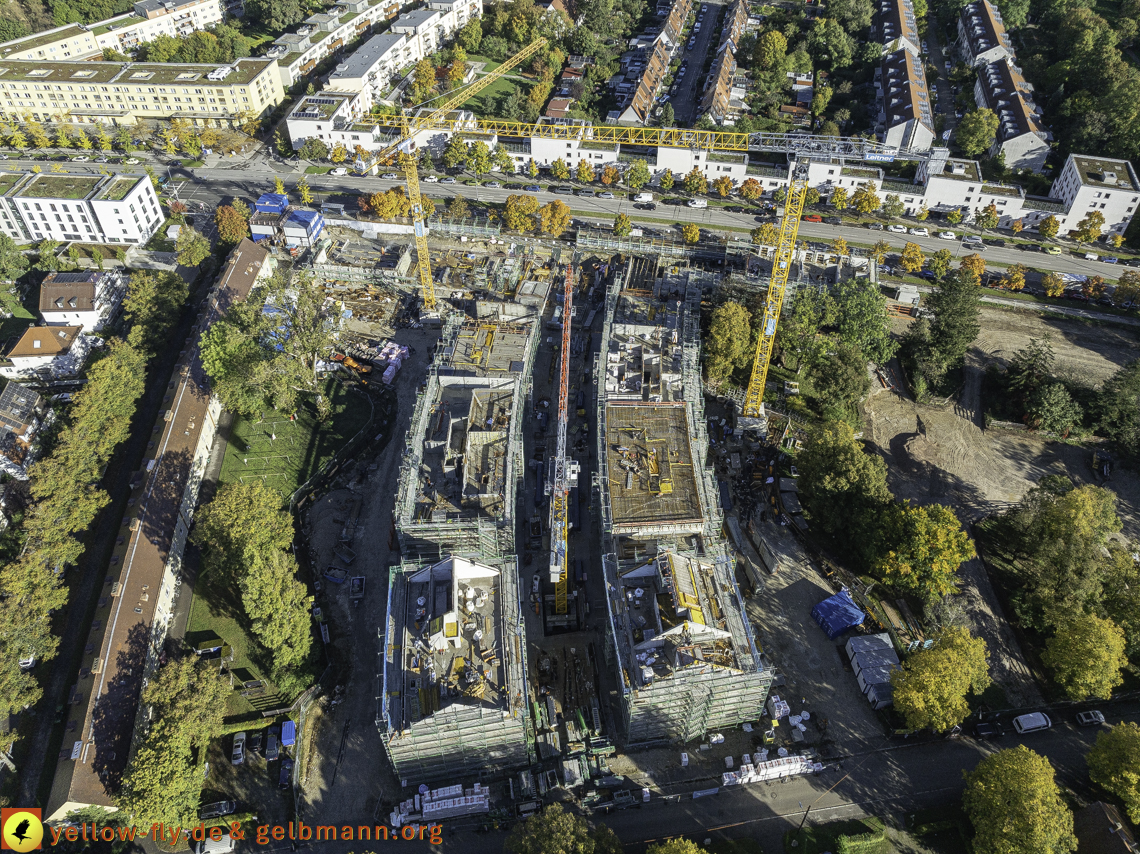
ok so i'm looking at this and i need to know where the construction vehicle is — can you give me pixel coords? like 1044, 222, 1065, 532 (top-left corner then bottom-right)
742, 157, 811, 417
367, 38, 549, 314
546, 263, 579, 615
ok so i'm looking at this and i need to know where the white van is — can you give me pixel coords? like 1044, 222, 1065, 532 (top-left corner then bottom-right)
687, 198, 708, 209
635, 192, 654, 203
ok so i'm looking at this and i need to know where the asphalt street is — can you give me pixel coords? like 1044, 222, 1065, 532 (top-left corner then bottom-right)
673, 0, 724, 125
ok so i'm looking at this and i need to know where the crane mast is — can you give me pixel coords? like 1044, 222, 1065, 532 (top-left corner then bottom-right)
547, 263, 579, 616
742, 159, 811, 417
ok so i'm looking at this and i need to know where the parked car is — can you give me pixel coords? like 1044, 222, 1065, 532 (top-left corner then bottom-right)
598, 191, 615, 199
381, 172, 399, 179
636, 202, 657, 210
802, 214, 822, 222
440, 177, 457, 184
823, 216, 841, 224
1076, 711, 1106, 727
974, 721, 1005, 739
266, 725, 280, 761
888, 224, 907, 233
485, 181, 502, 188
986, 238, 1007, 247
1042, 244, 1062, 254
866, 222, 884, 230
553, 186, 573, 194
421, 174, 439, 182
124, 157, 140, 164
525, 184, 541, 192
937, 231, 956, 240
231, 732, 246, 765
278, 757, 294, 790
200, 801, 237, 820
1103, 256, 1119, 264
330, 167, 348, 176
71, 156, 90, 162
249, 731, 263, 754
1012, 712, 1052, 734
909, 227, 930, 236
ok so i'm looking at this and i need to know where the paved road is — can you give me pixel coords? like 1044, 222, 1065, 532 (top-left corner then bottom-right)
673, 0, 723, 125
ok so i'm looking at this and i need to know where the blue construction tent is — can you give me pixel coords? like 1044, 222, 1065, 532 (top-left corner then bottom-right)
281, 720, 296, 746
255, 193, 289, 214
811, 589, 865, 640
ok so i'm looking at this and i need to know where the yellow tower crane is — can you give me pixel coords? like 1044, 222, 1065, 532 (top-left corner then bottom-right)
370, 38, 548, 312
741, 158, 811, 417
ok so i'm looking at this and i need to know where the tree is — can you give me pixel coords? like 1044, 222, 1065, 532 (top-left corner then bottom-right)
1042, 614, 1126, 699
1038, 215, 1060, 240
175, 225, 210, 267
959, 253, 986, 286
492, 145, 514, 174
1007, 336, 1055, 404
505, 194, 539, 231
882, 194, 905, 220
740, 178, 763, 201
805, 187, 821, 206
1042, 271, 1065, 297
505, 804, 621, 854
55, 125, 73, 148
683, 168, 707, 194
1087, 723, 1140, 823
963, 746, 1077, 854
705, 301, 752, 383
878, 504, 975, 600
809, 341, 871, 418
907, 269, 981, 386
832, 278, 897, 365
409, 58, 436, 104
576, 160, 595, 183
900, 241, 925, 272
25, 120, 51, 150
192, 481, 294, 578
1115, 271, 1140, 306
916, 205, 930, 221
1011, 218, 1023, 234
1083, 274, 1106, 299
891, 627, 990, 732
215, 204, 250, 246
297, 177, 312, 206
538, 200, 571, 236
123, 270, 189, 354
660, 102, 675, 128
528, 158, 540, 178
810, 85, 834, 116
712, 176, 734, 198
777, 287, 837, 371
447, 195, 470, 221
241, 550, 312, 670
869, 240, 891, 263
831, 237, 848, 257
6, 124, 27, 150
827, 0, 873, 28
299, 137, 328, 161
601, 165, 621, 186
928, 248, 953, 280
756, 30, 788, 70
647, 842, 705, 854
273, 175, 286, 195
851, 182, 880, 215
627, 159, 651, 190
465, 141, 493, 181
751, 223, 778, 245
551, 158, 570, 180
1001, 263, 1027, 291
1030, 383, 1083, 436
613, 213, 632, 237
443, 135, 469, 169
976, 202, 1000, 231
830, 187, 849, 210
458, 17, 483, 51
74, 130, 92, 150
682, 223, 700, 243
956, 108, 999, 157
0, 233, 28, 282
1074, 210, 1106, 244
947, 209, 964, 225
660, 169, 675, 191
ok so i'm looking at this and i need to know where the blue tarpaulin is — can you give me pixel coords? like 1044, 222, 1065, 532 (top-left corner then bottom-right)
811, 589, 865, 640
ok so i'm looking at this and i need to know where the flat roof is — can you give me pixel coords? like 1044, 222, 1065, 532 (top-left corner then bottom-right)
1070, 155, 1140, 190
330, 31, 406, 78
0, 57, 276, 86
0, 24, 89, 56
98, 177, 140, 201
16, 174, 102, 200
605, 402, 703, 531
393, 8, 440, 28
448, 321, 530, 375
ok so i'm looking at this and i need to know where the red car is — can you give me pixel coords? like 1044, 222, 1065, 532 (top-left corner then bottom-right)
802, 214, 823, 222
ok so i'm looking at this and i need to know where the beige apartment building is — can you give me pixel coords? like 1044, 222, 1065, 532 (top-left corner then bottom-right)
0, 57, 284, 126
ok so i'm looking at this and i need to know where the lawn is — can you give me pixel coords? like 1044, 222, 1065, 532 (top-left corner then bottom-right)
466, 54, 504, 72
101, 178, 137, 201
305, 165, 335, 174
0, 285, 35, 346
785, 818, 892, 854
145, 217, 179, 252
219, 378, 373, 498
455, 74, 520, 115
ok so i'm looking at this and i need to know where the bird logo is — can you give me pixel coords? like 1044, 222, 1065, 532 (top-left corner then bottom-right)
1, 809, 43, 852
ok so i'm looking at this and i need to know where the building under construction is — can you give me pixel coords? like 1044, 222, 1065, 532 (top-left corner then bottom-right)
594, 259, 774, 745
378, 308, 540, 783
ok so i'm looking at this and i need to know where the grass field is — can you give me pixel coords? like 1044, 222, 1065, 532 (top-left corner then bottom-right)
455, 72, 520, 115
220, 378, 372, 497
0, 286, 35, 346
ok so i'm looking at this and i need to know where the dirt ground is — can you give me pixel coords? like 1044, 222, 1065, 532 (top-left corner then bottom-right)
861, 305, 1140, 706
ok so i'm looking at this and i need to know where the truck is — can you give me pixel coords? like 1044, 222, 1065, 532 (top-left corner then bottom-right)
334, 544, 356, 564
350, 576, 365, 605
634, 192, 654, 203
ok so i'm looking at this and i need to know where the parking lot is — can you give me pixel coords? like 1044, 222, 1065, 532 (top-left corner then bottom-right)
204, 727, 293, 827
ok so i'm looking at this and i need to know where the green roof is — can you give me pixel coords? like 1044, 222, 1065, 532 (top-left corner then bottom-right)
0, 25, 89, 56
0, 57, 276, 86
0, 174, 22, 196
17, 174, 102, 200
101, 178, 138, 201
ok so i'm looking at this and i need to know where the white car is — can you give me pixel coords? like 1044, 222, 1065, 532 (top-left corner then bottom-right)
330, 167, 348, 176
485, 180, 501, 188
598, 191, 615, 199
888, 224, 907, 233
381, 172, 399, 180
231, 732, 247, 765
422, 174, 439, 182
71, 156, 90, 162
1012, 713, 1051, 734
908, 227, 930, 236
937, 231, 956, 240
124, 157, 140, 164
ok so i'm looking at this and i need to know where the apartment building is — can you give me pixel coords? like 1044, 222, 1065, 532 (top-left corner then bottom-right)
958, 0, 1012, 67
878, 49, 934, 152
0, 57, 284, 127
611, 0, 689, 125
0, 173, 161, 244
872, 0, 920, 56
327, 31, 414, 107
0, 0, 233, 63
721, 0, 749, 52
699, 46, 737, 125
1044, 154, 1140, 237
973, 59, 1050, 172
0, 325, 94, 380
39, 269, 126, 332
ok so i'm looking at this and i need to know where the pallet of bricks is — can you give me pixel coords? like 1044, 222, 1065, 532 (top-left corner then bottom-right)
390, 782, 490, 825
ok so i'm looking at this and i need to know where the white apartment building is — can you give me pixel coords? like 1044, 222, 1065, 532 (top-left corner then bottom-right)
391, 9, 447, 58
327, 31, 414, 107
39, 269, 126, 332
878, 49, 934, 152
958, 0, 1012, 67
872, 0, 920, 56
0, 57, 284, 127
974, 59, 1050, 173
1044, 154, 1140, 237
0, 0, 233, 63
0, 173, 162, 244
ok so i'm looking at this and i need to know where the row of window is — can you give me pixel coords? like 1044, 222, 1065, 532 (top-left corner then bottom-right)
0, 81, 263, 97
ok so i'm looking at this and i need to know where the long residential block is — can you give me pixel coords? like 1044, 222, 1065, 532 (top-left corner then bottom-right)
0, 172, 162, 244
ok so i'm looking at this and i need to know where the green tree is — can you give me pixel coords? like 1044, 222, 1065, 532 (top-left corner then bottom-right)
1074, 210, 1106, 244
1007, 336, 1054, 404
613, 213, 632, 237
882, 194, 905, 219
1030, 383, 1083, 436
458, 17, 483, 51
869, 239, 891, 263
576, 160, 595, 183
964, 747, 1076, 854
409, 57, 436, 104
192, 481, 294, 578
751, 223, 779, 245
947, 209, 964, 225
466, 141, 493, 181
851, 182, 880, 215
447, 195, 470, 221
215, 204, 250, 246
831, 277, 897, 365
492, 144, 514, 174
975, 202, 1000, 231
538, 199, 571, 235
5, 124, 27, 150
1038, 215, 1060, 240
1096, 359, 1140, 451
878, 504, 975, 600
647, 841, 706, 854
241, 550, 313, 670
809, 341, 871, 419
908, 268, 981, 385
1042, 614, 1127, 699
175, 225, 210, 267
297, 176, 312, 206
1087, 722, 1140, 823
900, 241, 925, 272
756, 29, 788, 69
830, 187, 849, 210
528, 158, 540, 178
122, 270, 189, 354
805, 187, 821, 206
704, 301, 752, 383
776, 287, 836, 371
660, 169, 675, 191
550, 157, 570, 180
891, 627, 990, 732
956, 108, 1000, 157
826, 0, 873, 28
443, 135, 469, 169
505, 804, 622, 854
627, 159, 651, 190
199, 304, 277, 416
299, 137, 329, 161
0, 233, 28, 281
928, 248, 953, 280
683, 167, 707, 194
660, 102, 675, 128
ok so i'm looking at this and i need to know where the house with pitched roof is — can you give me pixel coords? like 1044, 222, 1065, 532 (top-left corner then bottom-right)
958, 0, 1013, 67
878, 48, 935, 152
38, 270, 125, 332
974, 59, 1050, 172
